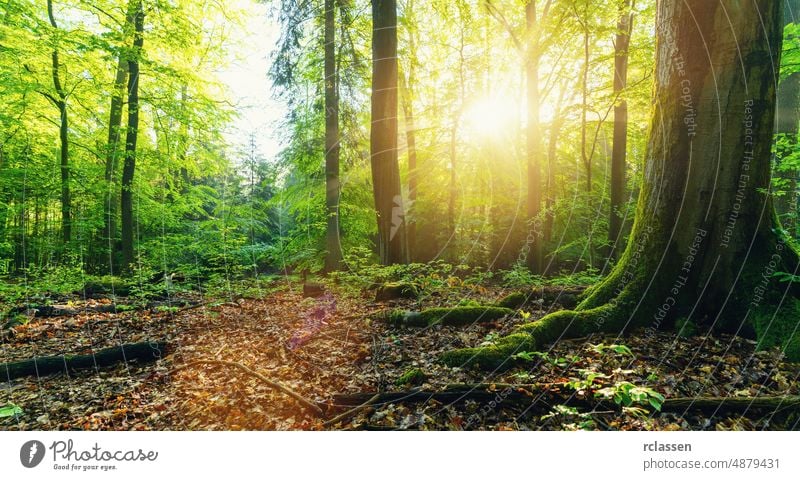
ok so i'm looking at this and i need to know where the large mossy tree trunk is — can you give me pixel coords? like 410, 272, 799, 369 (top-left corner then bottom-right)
443, 0, 800, 369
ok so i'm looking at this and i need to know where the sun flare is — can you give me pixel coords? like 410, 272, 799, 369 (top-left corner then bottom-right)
463, 95, 519, 139
464, 95, 558, 139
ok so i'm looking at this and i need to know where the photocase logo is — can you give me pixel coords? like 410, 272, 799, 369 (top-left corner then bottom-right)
20, 440, 45, 468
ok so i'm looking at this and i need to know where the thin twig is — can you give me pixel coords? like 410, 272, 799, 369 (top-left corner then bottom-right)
172, 359, 323, 415
323, 393, 381, 428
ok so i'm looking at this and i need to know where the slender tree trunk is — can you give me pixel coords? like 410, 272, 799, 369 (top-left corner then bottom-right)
544, 87, 567, 250
399, 0, 418, 262
525, 0, 543, 273
103, 54, 129, 270
370, 0, 406, 265
120, 1, 144, 272
580, 17, 590, 192
609, 0, 633, 259
400, 65, 417, 262
47, 0, 70, 246
324, 0, 342, 272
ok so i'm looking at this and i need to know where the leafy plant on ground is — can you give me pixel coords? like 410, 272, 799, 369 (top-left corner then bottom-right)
596, 381, 665, 411
591, 343, 634, 357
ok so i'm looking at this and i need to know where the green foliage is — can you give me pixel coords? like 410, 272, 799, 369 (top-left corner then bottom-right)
596, 381, 665, 411
541, 405, 595, 430
591, 343, 634, 357
513, 351, 578, 368
501, 263, 544, 289
752, 299, 800, 362
0, 403, 23, 418
564, 369, 610, 391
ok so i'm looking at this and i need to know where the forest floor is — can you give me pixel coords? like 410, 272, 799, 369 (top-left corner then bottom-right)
2, 282, 800, 431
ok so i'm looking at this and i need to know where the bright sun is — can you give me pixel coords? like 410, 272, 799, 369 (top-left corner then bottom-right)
463, 95, 518, 139
463, 94, 558, 140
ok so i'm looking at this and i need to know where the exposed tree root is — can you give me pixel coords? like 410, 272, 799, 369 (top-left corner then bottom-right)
389, 306, 515, 328
440, 303, 634, 369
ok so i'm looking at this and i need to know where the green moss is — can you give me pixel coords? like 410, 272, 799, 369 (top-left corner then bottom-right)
753, 299, 800, 362
394, 368, 427, 386
439, 333, 536, 369
495, 292, 526, 309
375, 282, 420, 301
387, 309, 409, 327
420, 306, 514, 327
457, 299, 482, 307
442, 302, 638, 370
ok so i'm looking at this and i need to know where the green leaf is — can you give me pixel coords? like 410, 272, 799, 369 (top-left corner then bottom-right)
0, 403, 23, 417
648, 397, 663, 411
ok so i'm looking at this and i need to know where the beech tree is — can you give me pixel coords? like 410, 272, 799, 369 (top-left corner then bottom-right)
608, 0, 633, 258
370, 0, 407, 265
45, 0, 70, 245
120, 0, 144, 271
444, 0, 800, 367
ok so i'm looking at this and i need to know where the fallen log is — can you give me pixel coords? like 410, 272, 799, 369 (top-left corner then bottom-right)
332, 385, 800, 416
9, 304, 123, 318
6, 300, 208, 323
661, 395, 800, 413
324, 393, 381, 427
0, 341, 168, 381
332, 384, 564, 409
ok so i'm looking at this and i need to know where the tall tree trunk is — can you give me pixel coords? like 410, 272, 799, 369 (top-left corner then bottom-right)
444, 0, 800, 368
103, 53, 130, 271
609, 0, 633, 259
120, 0, 144, 273
324, 0, 342, 272
399, 0, 418, 262
525, 0, 543, 273
370, 0, 406, 265
580, 19, 590, 193
400, 66, 417, 263
544, 87, 567, 255
46, 0, 70, 246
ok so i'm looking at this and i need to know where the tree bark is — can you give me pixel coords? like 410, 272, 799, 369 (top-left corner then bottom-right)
370, 0, 406, 265
609, 0, 633, 259
0, 342, 167, 381
443, 0, 800, 369
400, 65, 417, 262
121, 1, 144, 272
525, 0, 543, 273
103, 54, 130, 271
46, 0, 70, 246
324, 0, 342, 272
